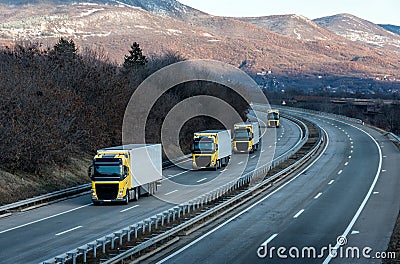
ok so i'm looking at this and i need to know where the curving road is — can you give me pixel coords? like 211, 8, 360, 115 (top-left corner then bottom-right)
0, 117, 303, 263
156, 109, 400, 264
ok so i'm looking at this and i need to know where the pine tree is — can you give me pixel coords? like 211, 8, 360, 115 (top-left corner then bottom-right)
123, 42, 147, 69
51, 38, 77, 60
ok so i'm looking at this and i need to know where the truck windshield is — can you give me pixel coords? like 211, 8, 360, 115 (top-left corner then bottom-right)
268, 113, 279, 120
94, 165, 122, 177
234, 129, 251, 140
193, 138, 215, 153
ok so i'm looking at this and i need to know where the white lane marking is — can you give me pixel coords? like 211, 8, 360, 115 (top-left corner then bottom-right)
55, 225, 82, 236
383, 156, 387, 158
351, 145, 354, 148
293, 209, 305, 218
261, 150, 265, 153
0, 203, 91, 234
373, 191, 379, 194
344, 162, 348, 166
251, 155, 256, 159
351, 142, 353, 144
238, 161, 244, 165
221, 168, 228, 172
351, 230, 360, 235
269, 145, 272, 148
382, 169, 386, 172
278, 138, 281, 141
196, 178, 207, 183
157, 126, 331, 264
165, 190, 178, 196
120, 205, 139, 213
167, 170, 189, 178
323, 119, 382, 264
348, 156, 352, 159
314, 192, 322, 199
338, 170, 343, 175
350, 150, 353, 153
328, 180, 335, 185
260, 233, 278, 247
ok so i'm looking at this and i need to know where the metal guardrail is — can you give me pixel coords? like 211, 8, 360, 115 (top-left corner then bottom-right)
275, 105, 364, 125
0, 184, 92, 214
42, 117, 313, 264
0, 155, 191, 214
388, 132, 400, 143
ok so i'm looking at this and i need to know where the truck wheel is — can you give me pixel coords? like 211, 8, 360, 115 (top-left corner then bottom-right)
92, 201, 100, 206
123, 192, 129, 205
134, 187, 139, 201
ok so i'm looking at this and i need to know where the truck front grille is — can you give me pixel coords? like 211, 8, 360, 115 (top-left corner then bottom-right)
95, 184, 119, 200
269, 121, 277, 127
236, 142, 249, 152
195, 156, 211, 167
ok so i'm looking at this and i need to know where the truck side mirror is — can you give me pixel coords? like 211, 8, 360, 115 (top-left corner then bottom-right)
215, 144, 219, 150
124, 166, 129, 177
88, 166, 93, 179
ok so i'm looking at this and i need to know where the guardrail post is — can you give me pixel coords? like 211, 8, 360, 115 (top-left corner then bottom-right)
151, 216, 158, 230
106, 235, 115, 250
114, 231, 123, 246
174, 206, 180, 219
122, 228, 130, 242
168, 209, 175, 222
133, 224, 139, 238
78, 247, 88, 263
56, 257, 66, 264
164, 211, 171, 224
179, 205, 186, 216
138, 221, 145, 234
145, 219, 152, 233
88, 243, 97, 258
97, 238, 107, 253
67, 252, 77, 264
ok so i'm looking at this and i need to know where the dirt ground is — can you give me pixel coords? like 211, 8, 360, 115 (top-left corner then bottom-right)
0, 156, 91, 205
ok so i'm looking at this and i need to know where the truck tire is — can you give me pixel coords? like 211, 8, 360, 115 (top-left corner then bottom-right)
134, 187, 139, 201
124, 194, 129, 205
93, 201, 100, 206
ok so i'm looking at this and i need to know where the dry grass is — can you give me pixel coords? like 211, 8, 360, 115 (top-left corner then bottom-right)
0, 155, 91, 205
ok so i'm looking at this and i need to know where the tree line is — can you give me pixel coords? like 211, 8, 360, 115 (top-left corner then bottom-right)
0, 39, 248, 174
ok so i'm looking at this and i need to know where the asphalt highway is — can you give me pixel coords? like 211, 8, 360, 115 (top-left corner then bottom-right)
157, 110, 399, 264
0, 116, 303, 263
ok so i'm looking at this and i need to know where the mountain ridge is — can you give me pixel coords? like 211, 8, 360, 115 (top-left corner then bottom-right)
0, 0, 399, 92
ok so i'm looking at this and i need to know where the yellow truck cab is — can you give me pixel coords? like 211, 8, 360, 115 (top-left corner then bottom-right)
192, 130, 231, 170
88, 144, 161, 205
233, 122, 260, 153
267, 109, 280, 128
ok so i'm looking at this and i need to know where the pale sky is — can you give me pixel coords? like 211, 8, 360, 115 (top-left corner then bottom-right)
179, 0, 400, 25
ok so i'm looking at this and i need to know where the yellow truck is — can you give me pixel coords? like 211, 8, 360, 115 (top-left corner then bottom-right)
192, 130, 231, 170
233, 122, 260, 153
88, 144, 162, 205
267, 109, 280, 128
